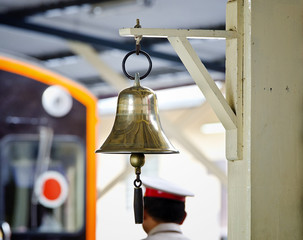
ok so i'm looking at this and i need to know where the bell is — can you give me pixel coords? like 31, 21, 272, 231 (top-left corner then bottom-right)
96, 73, 178, 154
96, 45, 178, 224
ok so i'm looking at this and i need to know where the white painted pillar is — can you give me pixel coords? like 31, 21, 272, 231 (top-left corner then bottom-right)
228, 0, 303, 239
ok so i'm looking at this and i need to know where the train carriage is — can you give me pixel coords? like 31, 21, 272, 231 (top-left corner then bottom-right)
0, 54, 98, 240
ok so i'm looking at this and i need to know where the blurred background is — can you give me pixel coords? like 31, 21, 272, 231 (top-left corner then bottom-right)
0, 0, 227, 239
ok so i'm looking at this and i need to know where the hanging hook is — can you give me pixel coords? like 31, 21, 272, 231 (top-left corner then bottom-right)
122, 19, 152, 80
134, 19, 142, 55
122, 50, 152, 80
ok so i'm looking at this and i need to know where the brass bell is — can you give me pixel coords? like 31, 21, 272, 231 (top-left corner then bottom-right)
96, 46, 178, 224
96, 73, 178, 154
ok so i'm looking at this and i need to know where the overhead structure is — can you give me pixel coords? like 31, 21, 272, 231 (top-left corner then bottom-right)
69, 39, 227, 189
118, 1, 303, 240
119, 10, 243, 161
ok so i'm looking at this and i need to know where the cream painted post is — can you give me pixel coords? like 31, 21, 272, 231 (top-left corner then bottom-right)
119, 2, 303, 236
228, 0, 303, 239
225, 0, 243, 161
226, 0, 251, 239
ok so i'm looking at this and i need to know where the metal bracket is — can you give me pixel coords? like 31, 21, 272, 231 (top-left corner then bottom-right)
119, 2, 243, 160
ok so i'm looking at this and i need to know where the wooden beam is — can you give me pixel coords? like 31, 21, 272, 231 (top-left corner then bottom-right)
67, 40, 129, 91
168, 36, 237, 131
97, 165, 133, 199
225, 0, 243, 161
119, 28, 238, 39
161, 114, 227, 186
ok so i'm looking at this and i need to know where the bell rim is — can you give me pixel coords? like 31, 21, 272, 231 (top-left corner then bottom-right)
95, 149, 179, 154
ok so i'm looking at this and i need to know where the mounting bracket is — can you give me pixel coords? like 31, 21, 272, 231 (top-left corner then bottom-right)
119, 2, 243, 160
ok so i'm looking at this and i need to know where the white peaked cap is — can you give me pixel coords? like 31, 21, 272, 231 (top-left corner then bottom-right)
141, 176, 194, 201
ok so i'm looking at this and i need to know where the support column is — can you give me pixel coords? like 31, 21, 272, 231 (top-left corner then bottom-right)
227, 1, 250, 239
228, 0, 303, 239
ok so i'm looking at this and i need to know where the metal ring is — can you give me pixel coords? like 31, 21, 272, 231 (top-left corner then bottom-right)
122, 50, 152, 80
134, 179, 142, 188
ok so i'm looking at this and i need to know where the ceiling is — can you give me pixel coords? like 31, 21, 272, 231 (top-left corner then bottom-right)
0, 1, 228, 209
0, 0, 227, 100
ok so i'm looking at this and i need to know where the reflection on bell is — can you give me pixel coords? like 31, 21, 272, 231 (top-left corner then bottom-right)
96, 73, 178, 154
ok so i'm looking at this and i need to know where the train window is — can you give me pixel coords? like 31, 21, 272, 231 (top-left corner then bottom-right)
0, 134, 85, 235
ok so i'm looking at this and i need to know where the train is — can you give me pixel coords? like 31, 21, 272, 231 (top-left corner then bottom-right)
0, 54, 98, 240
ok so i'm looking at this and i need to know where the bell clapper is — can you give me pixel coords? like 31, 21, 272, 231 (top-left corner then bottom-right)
130, 153, 145, 187
130, 153, 145, 224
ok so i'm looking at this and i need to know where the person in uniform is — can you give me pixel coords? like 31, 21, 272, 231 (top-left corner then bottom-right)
141, 177, 194, 240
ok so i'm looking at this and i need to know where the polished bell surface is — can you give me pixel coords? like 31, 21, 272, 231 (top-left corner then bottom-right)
96, 74, 178, 154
